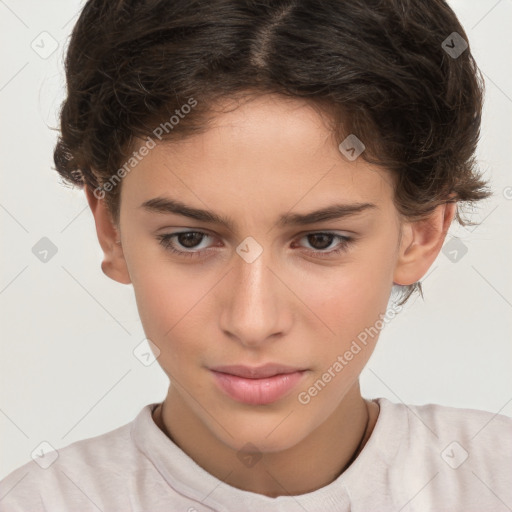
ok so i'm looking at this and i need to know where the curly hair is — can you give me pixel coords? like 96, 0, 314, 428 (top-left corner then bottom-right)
53, 0, 491, 304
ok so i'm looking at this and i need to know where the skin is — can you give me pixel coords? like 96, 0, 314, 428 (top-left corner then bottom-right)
85, 93, 455, 498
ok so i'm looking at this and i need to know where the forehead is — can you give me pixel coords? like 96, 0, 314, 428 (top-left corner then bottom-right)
120, 94, 394, 219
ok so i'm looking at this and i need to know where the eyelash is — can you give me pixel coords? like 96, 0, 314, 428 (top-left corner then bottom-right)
156, 231, 354, 259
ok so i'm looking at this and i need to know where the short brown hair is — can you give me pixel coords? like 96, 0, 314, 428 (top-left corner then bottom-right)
53, 0, 491, 303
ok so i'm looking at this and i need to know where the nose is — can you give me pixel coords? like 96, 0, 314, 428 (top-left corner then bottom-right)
218, 245, 293, 348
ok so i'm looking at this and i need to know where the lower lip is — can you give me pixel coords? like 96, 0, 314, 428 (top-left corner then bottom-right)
211, 370, 306, 405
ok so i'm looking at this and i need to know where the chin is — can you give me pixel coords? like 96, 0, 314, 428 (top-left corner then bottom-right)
212, 417, 308, 454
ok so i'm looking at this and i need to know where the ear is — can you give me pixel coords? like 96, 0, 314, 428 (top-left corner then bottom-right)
393, 202, 457, 286
84, 187, 132, 285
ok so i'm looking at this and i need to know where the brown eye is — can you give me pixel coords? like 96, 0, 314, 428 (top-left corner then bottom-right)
156, 231, 215, 259
175, 232, 205, 248
306, 233, 337, 250
295, 232, 353, 258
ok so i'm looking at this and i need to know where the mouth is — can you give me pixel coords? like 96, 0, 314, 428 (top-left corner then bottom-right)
209, 364, 308, 405
209, 363, 305, 379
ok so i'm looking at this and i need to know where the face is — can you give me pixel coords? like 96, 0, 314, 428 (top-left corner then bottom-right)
116, 94, 403, 452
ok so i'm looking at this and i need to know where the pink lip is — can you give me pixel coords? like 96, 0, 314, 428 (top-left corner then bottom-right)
210, 364, 307, 405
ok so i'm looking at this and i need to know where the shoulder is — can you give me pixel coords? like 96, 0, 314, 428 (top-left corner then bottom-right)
375, 398, 512, 511
0, 404, 156, 511
388, 398, 512, 459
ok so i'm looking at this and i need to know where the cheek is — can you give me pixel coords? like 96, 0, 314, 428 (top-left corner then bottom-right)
304, 241, 397, 362
314, 260, 394, 335
128, 253, 210, 362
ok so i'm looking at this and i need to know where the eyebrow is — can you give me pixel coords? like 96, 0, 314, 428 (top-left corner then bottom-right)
140, 196, 376, 230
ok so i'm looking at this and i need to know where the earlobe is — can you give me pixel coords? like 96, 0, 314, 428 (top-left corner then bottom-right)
393, 202, 456, 286
84, 187, 132, 285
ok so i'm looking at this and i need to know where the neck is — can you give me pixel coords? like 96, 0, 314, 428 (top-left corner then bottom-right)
153, 383, 379, 497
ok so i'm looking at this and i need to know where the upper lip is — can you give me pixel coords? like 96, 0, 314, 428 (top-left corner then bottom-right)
210, 364, 305, 379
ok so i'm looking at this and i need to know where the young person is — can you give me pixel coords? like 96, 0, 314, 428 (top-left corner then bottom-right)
1, 0, 510, 510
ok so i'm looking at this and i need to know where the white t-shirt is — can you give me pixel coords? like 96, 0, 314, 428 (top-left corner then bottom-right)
0, 398, 510, 511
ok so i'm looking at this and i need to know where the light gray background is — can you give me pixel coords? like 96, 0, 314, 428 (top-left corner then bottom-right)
1, 0, 511, 480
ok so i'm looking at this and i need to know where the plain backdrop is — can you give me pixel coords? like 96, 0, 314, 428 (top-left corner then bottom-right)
1, 0, 511, 480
